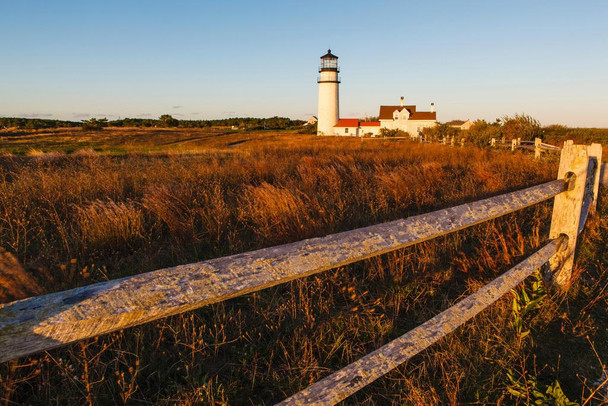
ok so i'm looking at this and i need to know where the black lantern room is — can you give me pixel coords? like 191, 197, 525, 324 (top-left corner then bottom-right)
319, 49, 339, 72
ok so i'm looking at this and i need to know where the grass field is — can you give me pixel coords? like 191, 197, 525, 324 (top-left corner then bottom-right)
0, 127, 311, 155
1, 128, 607, 405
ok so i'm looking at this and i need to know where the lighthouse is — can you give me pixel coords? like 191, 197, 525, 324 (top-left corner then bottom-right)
317, 49, 340, 135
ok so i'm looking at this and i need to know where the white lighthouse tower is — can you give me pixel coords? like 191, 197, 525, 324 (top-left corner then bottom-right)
317, 49, 340, 135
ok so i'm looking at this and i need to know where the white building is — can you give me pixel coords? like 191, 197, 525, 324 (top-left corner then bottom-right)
305, 116, 318, 126
377, 97, 437, 136
333, 119, 381, 136
317, 50, 340, 135
316, 50, 437, 137
446, 119, 473, 130
360, 121, 381, 136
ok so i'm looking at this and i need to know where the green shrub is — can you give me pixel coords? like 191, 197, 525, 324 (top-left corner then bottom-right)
465, 120, 502, 147
81, 118, 107, 131
379, 128, 409, 137
501, 114, 543, 141
421, 123, 459, 142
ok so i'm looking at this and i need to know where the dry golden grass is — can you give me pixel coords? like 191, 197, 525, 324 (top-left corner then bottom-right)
0, 248, 43, 303
1, 129, 606, 405
75, 199, 144, 250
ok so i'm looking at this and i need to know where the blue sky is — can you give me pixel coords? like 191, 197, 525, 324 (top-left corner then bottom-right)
1, 0, 607, 126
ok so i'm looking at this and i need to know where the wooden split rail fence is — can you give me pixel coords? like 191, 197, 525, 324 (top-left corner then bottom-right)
0, 141, 604, 405
489, 137, 562, 159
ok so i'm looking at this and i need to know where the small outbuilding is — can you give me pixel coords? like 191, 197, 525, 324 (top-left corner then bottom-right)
306, 116, 318, 126
333, 119, 360, 136
360, 121, 381, 136
446, 119, 473, 130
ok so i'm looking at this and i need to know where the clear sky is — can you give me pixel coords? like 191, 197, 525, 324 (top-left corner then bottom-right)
1, 0, 607, 126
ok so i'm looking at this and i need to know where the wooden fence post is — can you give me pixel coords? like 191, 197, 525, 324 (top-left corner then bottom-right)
587, 143, 603, 212
511, 139, 517, 151
549, 140, 590, 287
534, 138, 542, 160
601, 162, 608, 187
460, 138, 465, 147
491, 138, 496, 147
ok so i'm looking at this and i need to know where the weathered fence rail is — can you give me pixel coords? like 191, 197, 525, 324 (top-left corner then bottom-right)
0, 180, 567, 363
278, 236, 567, 406
0, 141, 604, 405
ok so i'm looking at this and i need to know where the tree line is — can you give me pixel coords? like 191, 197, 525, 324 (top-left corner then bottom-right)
0, 115, 306, 131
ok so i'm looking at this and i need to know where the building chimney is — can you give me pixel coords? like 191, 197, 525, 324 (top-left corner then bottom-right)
430, 102, 435, 113
400, 96, 404, 107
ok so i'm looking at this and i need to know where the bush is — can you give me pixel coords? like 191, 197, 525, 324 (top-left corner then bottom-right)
298, 123, 317, 134
421, 124, 459, 142
379, 128, 409, 137
158, 114, 179, 128
82, 118, 107, 131
501, 114, 543, 141
465, 120, 503, 148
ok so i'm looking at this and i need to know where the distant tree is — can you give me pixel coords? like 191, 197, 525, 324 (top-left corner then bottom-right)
158, 114, 179, 128
463, 120, 502, 147
501, 114, 543, 141
24, 119, 48, 130
82, 118, 107, 131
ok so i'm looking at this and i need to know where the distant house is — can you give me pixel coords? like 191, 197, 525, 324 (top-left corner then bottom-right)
330, 98, 436, 137
334, 119, 361, 136
360, 121, 381, 136
333, 119, 382, 137
377, 98, 437, 137
446, 119, 473, 130
306, 116, 318, 126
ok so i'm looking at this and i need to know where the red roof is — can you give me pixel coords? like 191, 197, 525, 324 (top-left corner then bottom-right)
334, 118, 359, 127
379, 105, 416, 119
360, 121, 380, 127
410, 112, 437, 120
378, 105, 436, 121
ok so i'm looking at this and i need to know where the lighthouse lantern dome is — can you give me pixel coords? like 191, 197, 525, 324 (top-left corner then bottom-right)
320, 49, 339, 71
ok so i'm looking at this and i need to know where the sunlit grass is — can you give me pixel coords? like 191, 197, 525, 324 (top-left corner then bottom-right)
1, 128, 606, 404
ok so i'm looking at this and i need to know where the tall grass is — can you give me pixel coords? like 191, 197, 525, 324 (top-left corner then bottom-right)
2, 134, 606, 404
75, 199, 144, 250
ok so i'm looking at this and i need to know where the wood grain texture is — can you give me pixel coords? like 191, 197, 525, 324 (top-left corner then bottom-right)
0, 180, 566, 363
602, 162, 608, 187
540, 143, 561, 152
549, 141, 589, 287
276, 237, 566, 406
587, 143, 603, 212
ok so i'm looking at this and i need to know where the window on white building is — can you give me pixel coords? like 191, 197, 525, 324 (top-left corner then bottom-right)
345, 128, 349, 134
